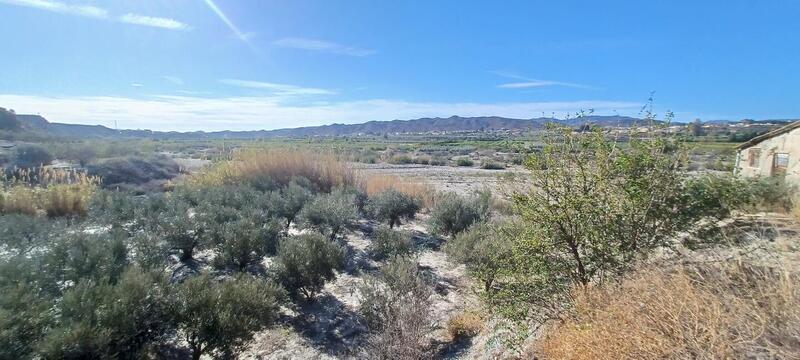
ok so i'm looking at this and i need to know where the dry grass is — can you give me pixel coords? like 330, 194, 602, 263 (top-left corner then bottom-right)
538, 261, 800, 359
360, 174, 436, 208
447, 311, 484, 341
1, 167, 98, 217
190, 149, 356, 192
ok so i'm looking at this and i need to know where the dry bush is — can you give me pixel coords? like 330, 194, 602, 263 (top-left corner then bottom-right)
360, 174, 436, 208
538, 261, 800, 359
1, 168, 98, 217
191, 149, 356, 192
447, 311, 484, 341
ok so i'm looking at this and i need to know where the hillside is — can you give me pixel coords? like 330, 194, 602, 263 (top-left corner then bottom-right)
11, 114, 652, 139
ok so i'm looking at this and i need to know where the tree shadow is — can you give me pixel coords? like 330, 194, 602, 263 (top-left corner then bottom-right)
287, 293, 367, 357
430, 336, 475, 359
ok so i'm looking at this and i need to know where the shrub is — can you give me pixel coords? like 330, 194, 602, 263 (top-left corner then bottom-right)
428, 191, 491, 237
172, 274, 284, 360
13, 145, 53, 168
0, 107, 20, 130
41, 232, 128, 294
359, 256, 432, 359
538, 261, 800, 359
494, 127, 751, 328
444, 221, 514, 291
447, 311, 484, 341
366, 188, 420, 228
370, 226, 414, 260
456, 158, 474, 167
275, 233, 345, 301
480, 160, 505, 170
214, 214, 283, 271
277, 181, 312, 227
297, 190, 358, 240
389, 154, 414, 165
153, 199, 200, 261
0, 214, 56, 255
38, 268, 172, 359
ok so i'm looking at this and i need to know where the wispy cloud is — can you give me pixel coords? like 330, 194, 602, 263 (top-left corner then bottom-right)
0, 93, 640, 132
0, 0, 190, 31
0, 0, 107, 18
273, 37, 375, 56
493, 71, 595, 90
130, 83, 144, 88
163, 76, 184, 86
220, 79, 337, 96
119, 13, 190, 31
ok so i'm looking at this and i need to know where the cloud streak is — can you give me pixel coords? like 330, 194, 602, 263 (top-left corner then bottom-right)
0, 93, 640, 132
0, 0, 190, 31
220, 79, 337, 96
0, 0, 107, 18
119, 13, 190, 31
273, 37, 375, 56
494, 71, 595, 90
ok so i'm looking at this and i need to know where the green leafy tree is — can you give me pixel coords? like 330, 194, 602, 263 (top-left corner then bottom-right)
275, 233, 345, 301
172, 274, 283, 360
297, 190, 358, 240
493, 125, 747, 327
366, 189, 420, 228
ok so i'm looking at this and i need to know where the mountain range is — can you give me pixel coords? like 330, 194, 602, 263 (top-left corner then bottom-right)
13, 114, 659, 139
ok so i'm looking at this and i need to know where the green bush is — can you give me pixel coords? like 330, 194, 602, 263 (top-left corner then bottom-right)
480, 160, 505, 170
366, 188, 420, 228
444, 221, 513, 291
214, 214, 283, 271
0, 214, 58, 255
275, 233, 345, 301
297, 190, 358, 240
38, 268, 172, 359
276, 181, 312, 227
456, 158, 474, 167
13, 144, 53, 168
370, 226, 414, 260
493, 127, 751, 327
172, 273, 284, 360
428, 191, 491, 237
153, 199, 200, 261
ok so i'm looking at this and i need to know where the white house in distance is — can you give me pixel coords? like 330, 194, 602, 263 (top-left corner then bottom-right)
735, 121, 799, 185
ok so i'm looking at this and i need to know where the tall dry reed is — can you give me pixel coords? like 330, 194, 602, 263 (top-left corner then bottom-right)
1, 167, 98, 217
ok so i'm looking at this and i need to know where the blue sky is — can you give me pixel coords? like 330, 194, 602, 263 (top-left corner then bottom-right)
0, 0, 798, 131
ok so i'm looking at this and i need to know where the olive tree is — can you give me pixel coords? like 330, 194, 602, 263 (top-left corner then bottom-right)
366, 189, 420, 228
444, 221, 513, 291
370, 226, 414, 260
275, 233, 345, 301
297, 190, 358, 240
172, 274, 284, 360
428, 190, 491, 237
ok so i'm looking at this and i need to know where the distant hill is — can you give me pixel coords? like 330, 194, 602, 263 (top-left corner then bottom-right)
12, 114, 656, 139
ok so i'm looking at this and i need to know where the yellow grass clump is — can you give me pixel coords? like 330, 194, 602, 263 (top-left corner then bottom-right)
447, 311, 484, 341
360, 174, 436, 208
190, 149, 356, 192
537, 261, 800, 359
1, 167, 98, 217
